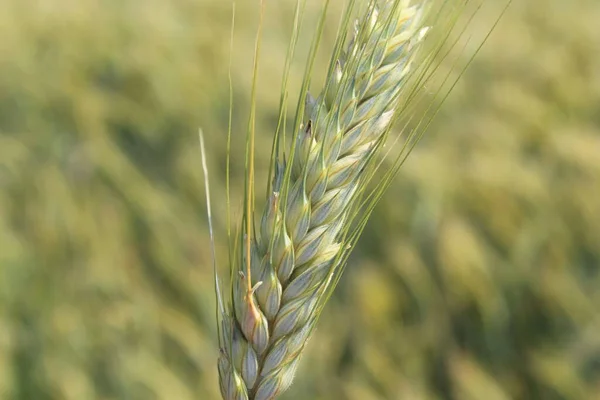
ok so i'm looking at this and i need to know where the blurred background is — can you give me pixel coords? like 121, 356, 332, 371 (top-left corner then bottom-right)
1, 0, 599, 399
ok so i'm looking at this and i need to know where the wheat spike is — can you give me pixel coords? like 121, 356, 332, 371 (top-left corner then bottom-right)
216, 1, 431, 399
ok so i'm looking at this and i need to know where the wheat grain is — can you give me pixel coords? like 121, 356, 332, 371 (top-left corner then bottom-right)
216, 1, 431, 399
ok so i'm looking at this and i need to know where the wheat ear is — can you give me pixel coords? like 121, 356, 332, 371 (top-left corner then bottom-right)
216, 1, 431, 399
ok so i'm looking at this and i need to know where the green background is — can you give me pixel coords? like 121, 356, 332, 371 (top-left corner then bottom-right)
1, 0, 599, 399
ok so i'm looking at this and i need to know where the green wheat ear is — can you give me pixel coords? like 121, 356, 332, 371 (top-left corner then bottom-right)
202, 1, 512, 399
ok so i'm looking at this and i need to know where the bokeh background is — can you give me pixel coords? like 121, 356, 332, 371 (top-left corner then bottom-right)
1, 0, 599, 399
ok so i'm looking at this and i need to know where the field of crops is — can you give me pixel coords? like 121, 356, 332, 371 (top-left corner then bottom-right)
1, 0, 599, 399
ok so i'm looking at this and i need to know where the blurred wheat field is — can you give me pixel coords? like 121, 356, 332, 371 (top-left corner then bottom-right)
0, 0, 599, 399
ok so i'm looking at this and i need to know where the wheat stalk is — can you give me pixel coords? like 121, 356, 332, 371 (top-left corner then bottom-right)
207, 0, 508, 399
216, 2, 429, 398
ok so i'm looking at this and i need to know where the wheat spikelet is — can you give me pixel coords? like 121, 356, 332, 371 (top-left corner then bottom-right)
216, 1, 432, 399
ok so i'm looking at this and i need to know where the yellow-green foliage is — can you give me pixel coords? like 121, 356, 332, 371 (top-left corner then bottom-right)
0, 0, 599, 399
